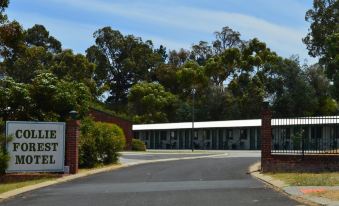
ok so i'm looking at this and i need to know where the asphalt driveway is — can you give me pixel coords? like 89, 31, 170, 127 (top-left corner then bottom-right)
0, 151, 302, 206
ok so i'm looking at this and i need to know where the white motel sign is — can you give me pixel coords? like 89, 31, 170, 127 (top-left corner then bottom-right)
6, 121, 65, 173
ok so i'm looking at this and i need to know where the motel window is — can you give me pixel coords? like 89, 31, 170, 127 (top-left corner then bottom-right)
227, 129, 233, 140
160, 131, 167, 141
240, 129, 247, 140
173, 131, 177, 140
194, 131, 198, 139
336, 127, 339, 139
281, 128, 290, 139
330, 126, 339, 139
311, 126, 322, 139
144, 131, 149, 140
170, 131, 175, 137
206, 130, 210, 140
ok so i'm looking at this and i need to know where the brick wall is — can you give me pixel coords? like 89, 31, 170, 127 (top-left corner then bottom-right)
89, 108, 133, 150
261, 105, 272, 167
260, 104, 339, 172
262, 155, 339, 172
65, 119, 80, 174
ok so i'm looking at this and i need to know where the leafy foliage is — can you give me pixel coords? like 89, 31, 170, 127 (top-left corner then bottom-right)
0, 119, 10, 174
86, 27, 165, 109
0, 77, 31, 120
0, 0, 338, 125
30, 73, 92, 121
128, 82, 177, 123
303, 0, 338, 58
131, 139, 146, 151
24, 24, 62, 53
0, 73, 91, 121
79, 118, 125, 168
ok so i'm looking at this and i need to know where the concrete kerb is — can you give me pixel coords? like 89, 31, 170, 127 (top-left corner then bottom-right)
121, 150, 227, 154
248, 162, 287, 188
249, 162, 339, 206
0, 152, 228, 202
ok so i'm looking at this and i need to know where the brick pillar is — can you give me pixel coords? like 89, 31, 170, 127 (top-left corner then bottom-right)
65, 119, 80, 174
261, 102, 272, 172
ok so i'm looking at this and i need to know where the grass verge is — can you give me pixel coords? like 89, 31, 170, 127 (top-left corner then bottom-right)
268, 172, 339, 186
0, 177, 57, 194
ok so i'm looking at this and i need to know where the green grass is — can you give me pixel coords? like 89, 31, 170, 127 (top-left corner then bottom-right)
268, 172, 339, 186
0, 178, 57, 194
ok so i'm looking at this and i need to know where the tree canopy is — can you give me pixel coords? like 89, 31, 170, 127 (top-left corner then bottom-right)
0, 0, 338, 123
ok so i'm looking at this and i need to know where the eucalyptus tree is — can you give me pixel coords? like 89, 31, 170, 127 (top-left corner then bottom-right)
86, 27, 165, 110
303, 0, 339, 60
128, 82, 177, 123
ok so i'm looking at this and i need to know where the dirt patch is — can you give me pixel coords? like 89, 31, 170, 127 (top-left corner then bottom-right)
309, 190, 339, 201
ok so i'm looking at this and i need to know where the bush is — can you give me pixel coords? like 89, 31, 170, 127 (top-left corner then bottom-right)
79, 118, 125, 168
131, 139, 146, 151
0, 119, 10, 174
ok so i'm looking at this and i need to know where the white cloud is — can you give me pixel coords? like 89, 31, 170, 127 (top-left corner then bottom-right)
9, 0, 317, 63
7, 10, 97, 53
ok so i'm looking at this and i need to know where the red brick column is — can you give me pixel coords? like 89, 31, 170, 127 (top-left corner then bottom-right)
65, 119, 80, 174
261, 102, 272, 172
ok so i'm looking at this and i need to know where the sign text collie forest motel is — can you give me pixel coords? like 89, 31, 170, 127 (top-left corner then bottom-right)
6, 121, 65, 173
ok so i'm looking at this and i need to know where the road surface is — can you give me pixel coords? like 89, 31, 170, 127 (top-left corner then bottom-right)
1, 151, 303, 206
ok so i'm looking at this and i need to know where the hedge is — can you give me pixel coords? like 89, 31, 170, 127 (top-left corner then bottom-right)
0, 119, 10, 174
131, 139, 146, 151
79, 118, 125, 168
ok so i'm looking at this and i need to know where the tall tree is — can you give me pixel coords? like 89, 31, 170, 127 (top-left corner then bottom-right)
51, 49, 97, 96
305, 64, 337, 115
303, 0, 339, 106
86, 27, 164, 109
190, 41, 212, 65
267, 57, 318, 117
0, 77, 31, 120
0, 0, 9, 23
213, 26, 243, 54
154, 64, 180, 94
128, 82, 177, 123
0, 20, 25, 61
168, 49, 190, 67
29, 73, 91, 121
303, 0, 339, 58
204, 48, 240, 86
323, 32, 339, 82
176, 60, 209, 98
24, 24, 62, 53
3, 46, 52, 83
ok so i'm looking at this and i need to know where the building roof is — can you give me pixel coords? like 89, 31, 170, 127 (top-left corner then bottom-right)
133, 119, 261, 130
132, 116, 339, 131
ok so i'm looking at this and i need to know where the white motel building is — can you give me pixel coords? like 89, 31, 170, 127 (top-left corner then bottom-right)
132, 117, 339, 151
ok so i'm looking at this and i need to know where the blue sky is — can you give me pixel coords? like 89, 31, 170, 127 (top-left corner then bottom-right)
7, 0, 316, 64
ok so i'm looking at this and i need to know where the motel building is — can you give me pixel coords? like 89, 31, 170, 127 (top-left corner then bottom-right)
132, 117, 339, 151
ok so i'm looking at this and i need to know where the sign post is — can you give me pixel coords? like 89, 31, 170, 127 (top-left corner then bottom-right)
6, 121, 65, 173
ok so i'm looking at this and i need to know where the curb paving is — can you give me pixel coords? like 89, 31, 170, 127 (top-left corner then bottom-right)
249, 162, 339, 206
0, 152, 228, 202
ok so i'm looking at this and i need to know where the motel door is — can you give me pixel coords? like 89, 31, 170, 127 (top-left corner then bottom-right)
250, 128, 256, 150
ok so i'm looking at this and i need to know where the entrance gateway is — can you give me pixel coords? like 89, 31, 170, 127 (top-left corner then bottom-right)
6, 121, 65, 173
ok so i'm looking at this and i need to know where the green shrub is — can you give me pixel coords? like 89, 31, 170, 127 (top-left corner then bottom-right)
131, 139, 146, 151
79, 118, 125, 168
0, 119, 10, 174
